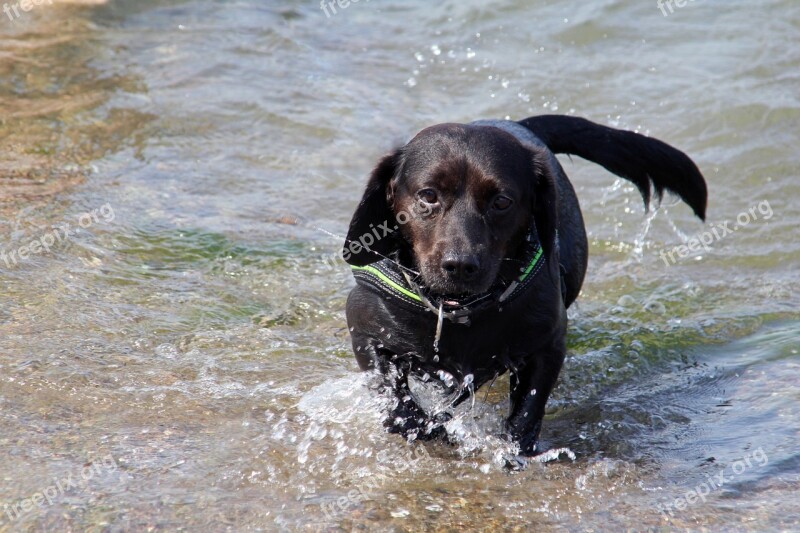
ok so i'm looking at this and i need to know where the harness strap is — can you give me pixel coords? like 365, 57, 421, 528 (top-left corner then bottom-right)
351, 241, 546, 325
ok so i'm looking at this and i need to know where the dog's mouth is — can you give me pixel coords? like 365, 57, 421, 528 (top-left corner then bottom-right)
430, 292, 480, 308
411, 280, 497, 314
414, 253, 535, 305
417, 269, 497, 303
430, 285, 488, 302
400, 246, 530, 304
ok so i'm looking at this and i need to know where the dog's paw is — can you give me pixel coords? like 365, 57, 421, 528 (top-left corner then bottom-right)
414, 411, 452, 441
502, 453, 530, 471
412, 423, 447, 441
384, 410, 450, 442
384, 413, 423, 434
431, 411, 453, 425
500, 431, 540, 456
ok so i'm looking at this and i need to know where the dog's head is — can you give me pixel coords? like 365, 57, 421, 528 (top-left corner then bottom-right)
343, 123, 559, 297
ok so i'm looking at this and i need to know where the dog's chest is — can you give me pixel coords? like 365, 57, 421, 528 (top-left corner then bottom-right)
380, 305, 543, 381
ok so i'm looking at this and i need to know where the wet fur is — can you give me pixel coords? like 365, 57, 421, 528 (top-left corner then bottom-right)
343, 115, 707, 456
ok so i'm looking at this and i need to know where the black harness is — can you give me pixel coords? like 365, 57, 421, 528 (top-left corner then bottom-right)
351, 230, 547, 327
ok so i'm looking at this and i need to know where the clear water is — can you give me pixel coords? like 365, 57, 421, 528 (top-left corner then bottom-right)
1, 0, 798, 530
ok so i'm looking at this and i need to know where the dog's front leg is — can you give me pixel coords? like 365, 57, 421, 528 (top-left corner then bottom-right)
354, 339, 446, 441
380, 359, 448, 441
506, 348, 566, 456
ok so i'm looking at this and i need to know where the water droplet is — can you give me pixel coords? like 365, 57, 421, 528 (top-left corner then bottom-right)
617, 294, 636, 307
436, 370, 455, 388
644, 300, 666, 315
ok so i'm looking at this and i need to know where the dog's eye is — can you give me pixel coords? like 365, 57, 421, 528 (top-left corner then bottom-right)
493, 195, 513, 211
417, 189, 438, 204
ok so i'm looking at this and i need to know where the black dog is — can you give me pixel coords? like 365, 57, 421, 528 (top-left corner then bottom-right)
342, 115, 707, 456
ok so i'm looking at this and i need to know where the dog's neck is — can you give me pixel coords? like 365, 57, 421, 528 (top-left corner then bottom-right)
351, 221, 546, 326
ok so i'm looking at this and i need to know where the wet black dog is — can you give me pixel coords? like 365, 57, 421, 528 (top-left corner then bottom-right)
342, 115, 707, 457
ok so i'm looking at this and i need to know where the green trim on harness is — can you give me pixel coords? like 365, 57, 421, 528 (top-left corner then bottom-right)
351, 245, 544, 305
350, 265, 423, 302
349, 224, 548, 326
519, 246, 544, 282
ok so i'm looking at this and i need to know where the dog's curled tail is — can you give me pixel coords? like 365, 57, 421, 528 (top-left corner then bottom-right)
518, 115, 707, 220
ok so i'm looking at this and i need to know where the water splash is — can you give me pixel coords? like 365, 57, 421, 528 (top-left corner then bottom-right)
631, 205, 659, 261
531, 447, 577, 463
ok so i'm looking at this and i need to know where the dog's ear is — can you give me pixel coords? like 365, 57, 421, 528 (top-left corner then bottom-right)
343, 150, 403, 266
531, 150, 560, 264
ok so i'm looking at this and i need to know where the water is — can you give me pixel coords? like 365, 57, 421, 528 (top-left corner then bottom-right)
1, 0, 798, 530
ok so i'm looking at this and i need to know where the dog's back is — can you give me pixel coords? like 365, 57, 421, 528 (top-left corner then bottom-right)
471, 119, 588, 306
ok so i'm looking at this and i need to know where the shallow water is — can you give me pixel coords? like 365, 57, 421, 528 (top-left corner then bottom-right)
1, 0, 798, 531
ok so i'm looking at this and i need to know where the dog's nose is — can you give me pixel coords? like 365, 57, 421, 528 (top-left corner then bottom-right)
441, 254, 480, 280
